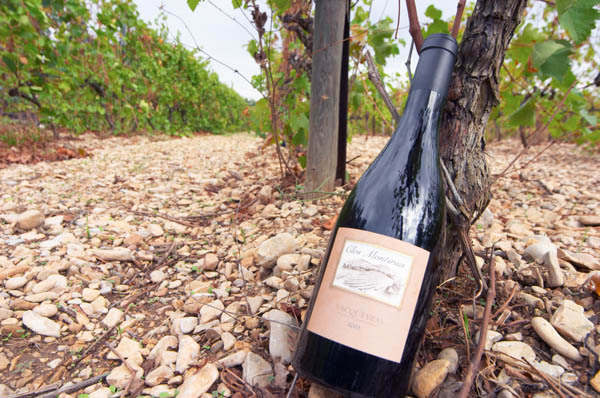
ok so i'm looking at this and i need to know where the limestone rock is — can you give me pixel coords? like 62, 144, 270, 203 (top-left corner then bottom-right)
437, 348, 459, 374
256, 233, 297, 268
145, 365, 174, 387
531, 317, 582, 362
17, 210, 44, 230
107, 336, 144, 366
550, 300, 593, 343
199, 300, 224, 324
243, 352, 273, 388
177, 363, 219, 398
219, 350, 248, 368
102, 308, 124, 328
412, 359, 451, 398
203, 253, 219, 271
176, 335, 199, 373
492, 341, 536, 363
22, 310, 60, 337
91, 248, 133, 262
264, 309, 295, 364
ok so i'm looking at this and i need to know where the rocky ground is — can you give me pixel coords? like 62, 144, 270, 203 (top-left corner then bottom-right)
0, 133, 599, 398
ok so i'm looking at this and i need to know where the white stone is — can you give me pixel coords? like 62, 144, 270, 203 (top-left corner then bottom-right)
199, 300, 224, 324
145, 365, 174, 387
492, 341, 536, 363
150, 270, 167, 283
17, 210, 44, 230
25, 291, 59, 303
246, 296, 264, 315
5, 276, 27, 290
221, 332, 236, 351
91, 248, 133, 262
256, 233, 297, 268
264, 309, 295, 364
82, 288, 101, 302
172, 317, 198, 335
243, 352, 273, 388
102, 308, 124, 328
543, 252, 564, 288
149, 335, 178, 362
107, 336, 144, 366
219, 350, 248, 368
149, 224, 164, 237
22, 310, 60, 337
177, 363, 219, 398
32, 274, 67, 294
437, 348, 459, 374
88, 387, 111, 398
176, 335, 199, 373
531, 360, 565, 379
531, 317, 582, 362
33, 303, 58, 318
412, 359, 451, 398
203, 253, 219, 271
106, 364, 143, 389
550, 299, 594, 343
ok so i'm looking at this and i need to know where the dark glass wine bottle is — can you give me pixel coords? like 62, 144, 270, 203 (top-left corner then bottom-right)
292, 33, 458, 397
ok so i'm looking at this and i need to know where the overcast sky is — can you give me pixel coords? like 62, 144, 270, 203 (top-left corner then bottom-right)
132, 1, 464, 100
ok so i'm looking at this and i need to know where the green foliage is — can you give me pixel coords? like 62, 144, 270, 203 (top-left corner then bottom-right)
0, 0, 248, 139
490, 2, 599, 145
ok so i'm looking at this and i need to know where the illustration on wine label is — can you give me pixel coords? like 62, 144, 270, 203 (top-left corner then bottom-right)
307, 227, 429, 363
332, 239, 413, 308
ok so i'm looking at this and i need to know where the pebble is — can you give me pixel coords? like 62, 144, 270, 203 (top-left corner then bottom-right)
492, 341, 536, 363
145, 365, 175, 387
107, 336, 144, 366
91, 248, 133, 262
243, 352, 273, 388
437, 348, 459, 373
256, 233, 297, 268
412, 359, 451, 398
531, 317, 582, 361
33, 303, 58, 318
543, 252, 564, 287
176, 335, 199, 373
5, 276, 28, 290
203, 253, 219, 271
88, 387, 111, 398
106, 364, 143, 389
22, 310, 60, 337
17, 210, 45, 230
550, 299, 594, 342
578, 215, 600, 226
150, 270, 167, 283
221, 331, 236, 351
149, 224, 164, 237
246, 296, 264, 315
199, 300, 224, 324
219, 350, 248, 367
264, 309, 295, 364
82, 288, 101, 302
172, 317, 198, 335
177, 363, 219, 398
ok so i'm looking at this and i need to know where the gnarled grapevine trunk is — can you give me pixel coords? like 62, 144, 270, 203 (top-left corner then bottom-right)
439, 0, 528, 281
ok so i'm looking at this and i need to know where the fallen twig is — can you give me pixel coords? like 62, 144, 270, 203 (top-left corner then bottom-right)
36, 373, 108, 398
458, 248, 496, 398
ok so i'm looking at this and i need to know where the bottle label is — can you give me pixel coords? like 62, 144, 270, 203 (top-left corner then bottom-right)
307, 227, 430, 363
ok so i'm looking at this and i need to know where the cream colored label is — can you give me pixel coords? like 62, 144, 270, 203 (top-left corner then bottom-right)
307, 227, 430, 363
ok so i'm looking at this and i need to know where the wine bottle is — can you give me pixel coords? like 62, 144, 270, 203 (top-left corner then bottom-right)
292, 33, 458, 397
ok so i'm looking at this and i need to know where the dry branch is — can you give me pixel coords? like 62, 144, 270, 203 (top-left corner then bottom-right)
405, 0, 423, 52
451, 0, 467, 38
458, 250, 496, 398
365, 51, 400, 124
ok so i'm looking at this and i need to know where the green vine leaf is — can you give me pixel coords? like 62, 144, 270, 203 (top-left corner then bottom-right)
556, 0, 600, 44
187, 0, 201, 11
